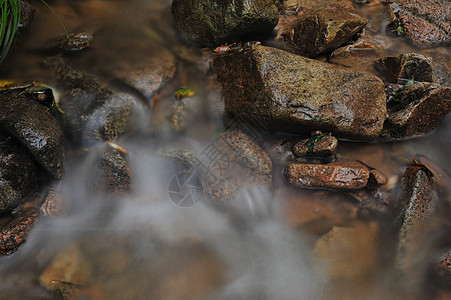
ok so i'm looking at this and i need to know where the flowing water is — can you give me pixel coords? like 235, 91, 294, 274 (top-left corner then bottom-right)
0, 0, 450, 299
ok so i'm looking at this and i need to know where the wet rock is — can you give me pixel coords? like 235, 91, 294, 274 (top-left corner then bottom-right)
200, 128, 272, 201
0, 194, 40, 255
40, 186, 66, 217
368, 169, 388, 188
264, 137, 297, 166
48, 280, 81, 300
423, 51, 451, 87
282, 1, 368, 57
389, 0, 451, 47
169, 91, 202, 133
293, 132, 338, 158
54, 32, 93, 52
0, 136, 39, 214
0, 90, 64, 179
395, 160, 439, 277
212, 45, 387, 139
437, 249, 451, 279
91, 145, 131, 195
44, 56, 134, 146
19, 1, 35, 28
383, 82, 451, 138
171, 0, 279, 47
374, 53, 433, 83
112, 51, 176, 100
158, 147, 198, 175
285, 161, 370, 190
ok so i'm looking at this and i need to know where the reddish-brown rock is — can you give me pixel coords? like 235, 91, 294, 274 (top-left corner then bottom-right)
284, 161, 370, 190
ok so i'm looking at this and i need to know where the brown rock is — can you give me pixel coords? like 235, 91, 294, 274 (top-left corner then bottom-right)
284, 161, 370, 190
293, 132, 338, 157
383, 82, 451, 138
389, 0, 451, 47
368, 168, 388, 188
40, 186, 67, 217
212, 45, 387, 140
282, 1, 368, 57
374, 53, 433, 83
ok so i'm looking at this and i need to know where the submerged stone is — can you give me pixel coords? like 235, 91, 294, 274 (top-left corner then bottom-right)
284, 161, 370, 190
54, 32, 93, 52
282, 1, 368, 57
0, 137, 39, 214
0, 90, 65, 179
374, 53, 433, 83
171, 0, 279, 47
383, 82, 451, 138
212, 45, 387, 140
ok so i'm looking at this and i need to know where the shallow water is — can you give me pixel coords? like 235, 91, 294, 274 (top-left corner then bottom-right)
0, 0, 450, 299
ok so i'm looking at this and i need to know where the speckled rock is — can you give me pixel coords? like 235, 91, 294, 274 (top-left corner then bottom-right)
389, 0, 451, 47
112, 51, 176, 100
0, 90, 65, 179
284, 161, 370, 190
171, 0, 279, 47
45, 56, 134, 146
199, 128, 272, 201
395, 160, 438, 276
0, 136, 39, 214
293, 132, 338, 157
383, 82, 451, 138
91, 145, 131, 195
54, 32, 93, 51
40, 186, 66, 217
367, 169, 388, 188
374, 53, 433, 83
212, 45, 387, 140
0, 194, 40, 255
18, 1, 35, 28
282, 1, 368, 57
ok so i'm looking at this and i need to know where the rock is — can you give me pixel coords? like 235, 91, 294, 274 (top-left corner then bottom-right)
284, 161, 370, 190
112, 51, 176, 100
0, 194, 39, 255
395, 160, 439, 278
282, 1, 368, 57
44, 56, 134, 146
90, 145, 131, 195
18, 1, 35, 28
293, 132, 338, 157
158, 147, 198, 175
40, 186, 67, 217
374, 53, 433, 83
54, 32, 93, 52
264, 137, 297, 165
0, 90, 65, 179
199, 128, 272, 201
423, 51, 451, 87
0, 136, 39, 214
171, 0, 279, 47
389, 0, 451, 47
383, 82, 451, 138
168, 90, 202, 133
368, 168, 388, 188
212, 45, 387, 139
437, 248, 451, 279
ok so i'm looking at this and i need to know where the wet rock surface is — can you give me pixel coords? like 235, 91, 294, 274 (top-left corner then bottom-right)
112, 50, 176, 100
375, 53, 434, 83
90, 145, 131, 195
200, 128, 272, 201
40, 186, 67, 217
18, 1, 35, 28
293, 132, 338, 158
0, 136, 39, 214
54, 32, 93, 52
389, 0, 451, 47
45, 56, 134, 146
212, 45, 387, 139
395, 160, 439, 277
0, 90, 65, 179
171, 0, 279, 47
0, 194, 40, 255
282, 1, 368, 57
383, 82, 451, 138
284, 161, 372, 190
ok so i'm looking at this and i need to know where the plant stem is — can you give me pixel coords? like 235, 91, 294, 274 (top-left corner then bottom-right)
39, 0, 69, 40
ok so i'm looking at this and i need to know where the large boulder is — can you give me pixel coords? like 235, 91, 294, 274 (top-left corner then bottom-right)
0, 90, 65, 179
171, 0, 279, 47
282, 1, 368, 57
212, 45, 387, 140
